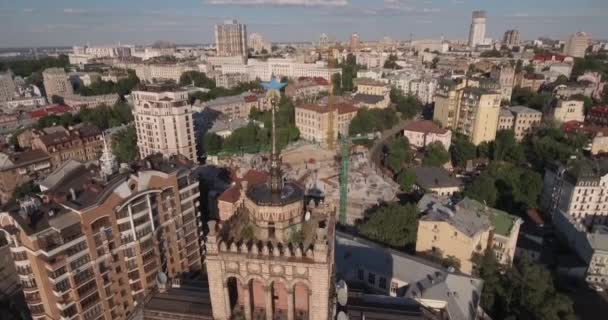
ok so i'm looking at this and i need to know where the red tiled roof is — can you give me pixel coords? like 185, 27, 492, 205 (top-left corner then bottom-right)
335, 103, 358, 114
589, 106, 608, 115
218, 185, 240, 203
218, 170, 268, 204
526, 209, 545, 226
244, 95, 258, 103
561, 120, 584, 133
241, 169, 268, 186
533, 54, 567, 62
403, 120, 449, 135
28, 105, 72, 119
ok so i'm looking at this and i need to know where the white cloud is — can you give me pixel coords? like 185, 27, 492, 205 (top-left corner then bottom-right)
207, 0, 348, 6
23, 8, 35, 13
63, 8, 86, 14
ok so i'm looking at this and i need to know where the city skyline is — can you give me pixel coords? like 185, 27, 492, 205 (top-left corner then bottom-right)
1, 0, 608, 48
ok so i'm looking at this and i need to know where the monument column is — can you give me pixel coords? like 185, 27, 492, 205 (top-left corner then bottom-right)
287, 287, 294, 320
264, 284, 273, 320
241, 282, 252, 320
224, 282, 232, 317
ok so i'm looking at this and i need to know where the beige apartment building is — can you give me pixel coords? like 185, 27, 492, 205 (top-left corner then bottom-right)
564, 32, 590, 58
490, 64, 515, 102
548, 99, 585, 123
215, 19, 247, 57
433, 79, 501, 145
0, 71, 16, 102
43, 68, 73, 99
133, 84, 197, 162
417, 195, 522, 274
0, 154, 203, 320
498, 106, 542, 141
295, 103, 358, 147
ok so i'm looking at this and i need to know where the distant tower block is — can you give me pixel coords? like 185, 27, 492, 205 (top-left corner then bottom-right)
468, 10, 487, 49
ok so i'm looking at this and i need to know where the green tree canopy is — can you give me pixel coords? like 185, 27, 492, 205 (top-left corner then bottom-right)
450, 133, 477, 167
349, 108, 398, 135
383, 54, 402, 69
358, 202, 419, 249
75, 70, 140, 97
397, 169, 417, 192
179, 71, 216, 89
423, 142, 450, 167
111, 126, 138, 163
384, 136, 412, 174
391, 88, 422, 119
0, 55, 69, 77
202, 132, 223, 155
492, 130, 525, 164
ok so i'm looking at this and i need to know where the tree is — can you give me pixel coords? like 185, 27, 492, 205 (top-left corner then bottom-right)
423, 142, 450, 167
492, 130, 524, 164
358, 203, 419, 249
0, 55, 69, 78
331, 73, 343, 95
179, 71, 216, 89
397, 169, 416, 192
338, 53, 361, 92
450, 134, 477, 167
384, 137, 411, 173
383, 54, 402, 69
260, 48, 268, 55
349, 108, 398, 135
391, 88, 422, 119
465, 175, 498, 207
511, 86, 536, 106
12, 181, 40, 201
112, 126, 138, 163
441, 255, 462, 271
202, 132, 223, 155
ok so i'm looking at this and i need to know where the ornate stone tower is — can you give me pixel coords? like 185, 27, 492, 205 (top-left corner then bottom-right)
205, 78, 336, 320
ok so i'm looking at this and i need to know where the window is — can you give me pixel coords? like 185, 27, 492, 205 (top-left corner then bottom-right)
357, 269, 364, 281
379, 277, 387, 289
368, 272, 375, 285
390, 281, 399, 295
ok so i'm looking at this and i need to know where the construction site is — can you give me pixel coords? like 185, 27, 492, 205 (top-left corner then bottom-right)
213, 141, 399, 225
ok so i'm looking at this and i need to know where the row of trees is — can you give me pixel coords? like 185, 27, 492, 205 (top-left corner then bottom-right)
390, 88, 423, 119
358, 202, 419, 250
36, 101, 134, 131
201, 96, 300, 156
349, 108, 398, 135
477, 251, 576, 320
75, 70, 140, 97
0, 55, 70, 77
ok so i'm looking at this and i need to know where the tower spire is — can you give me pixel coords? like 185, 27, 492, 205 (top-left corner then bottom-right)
261, 76, 287, 195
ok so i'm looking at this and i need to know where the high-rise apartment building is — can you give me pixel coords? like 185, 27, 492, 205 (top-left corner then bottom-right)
490, 64, 515, 102
502, 30, 521, 48
248, 32, 271, 54
433, 78, 501, 145
0, 71, 16, 102
132, 84, 197, 162
564, 32, 590, 58
215, 19, 247, 57
350, 33, 361, 51
42, 68, 73, 99
0, 154, 202, 320
468, 11, 487, 49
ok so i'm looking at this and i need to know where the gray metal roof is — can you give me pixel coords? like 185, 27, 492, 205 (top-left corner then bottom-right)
336, 232, 483, 320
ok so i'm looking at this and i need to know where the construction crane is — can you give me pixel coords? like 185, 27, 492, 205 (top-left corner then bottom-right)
338, 133, 377, 225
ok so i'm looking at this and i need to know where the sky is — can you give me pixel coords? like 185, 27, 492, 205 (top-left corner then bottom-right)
1, 0, 607, 48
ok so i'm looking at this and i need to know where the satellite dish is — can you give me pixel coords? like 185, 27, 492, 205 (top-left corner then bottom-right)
156, 272, 168, 287
337, 311, 349, 320
336, 280, 348, 307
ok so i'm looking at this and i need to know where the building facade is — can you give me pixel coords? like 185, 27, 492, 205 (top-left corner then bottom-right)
433, 79, 501, 145
0, 150, 52, 204
0, 154, 202, 320
468, 11, 487, 49
549, 99, 585, 123
403, 120, 452, 150
490, 64, 515, 102
295, 103, 358, 147
215, 20, 248, 57
27, 124, 104, 167
285, 77, 332, 102
0, 71, 16, 102
510, 106, 543, 141
502, 30, 521, 48
564, 32, 590, 58
417, 195, 522, 274
42, 68, 73, 99
132, 84, 197, 161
